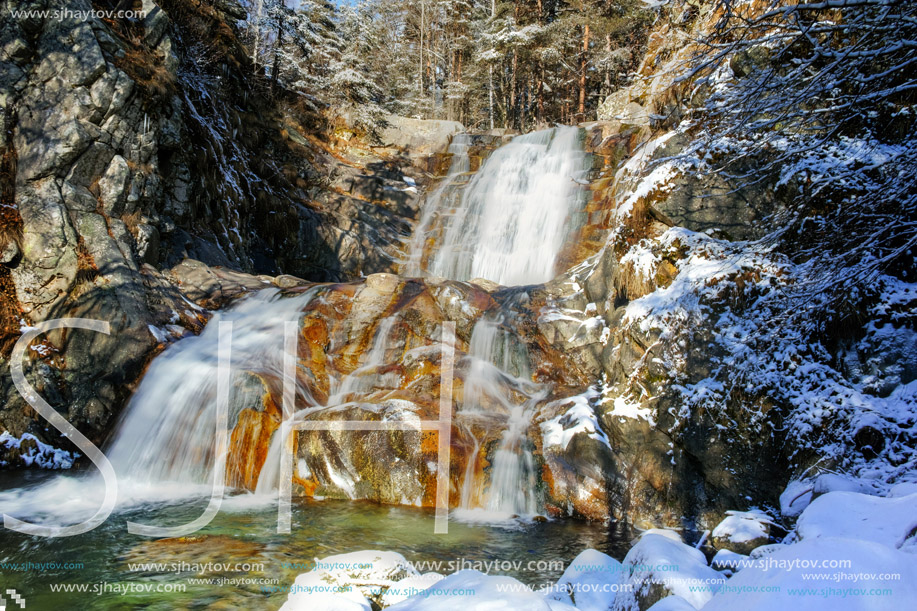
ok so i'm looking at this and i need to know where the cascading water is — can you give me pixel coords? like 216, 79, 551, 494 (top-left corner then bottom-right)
402, 127, 589, 521
405, 126, 589, 286
456, 318, 548, 521
402, 134, 473, 277
0, 126, 589, 527
0, 289, 319, 524
256, 315, 402, 495
327, 316, 398, 405
106, 289, 317, 486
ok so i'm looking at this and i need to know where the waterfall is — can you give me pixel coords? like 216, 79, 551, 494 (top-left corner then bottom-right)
106, 288, 317, 486
406, 126, 588, 286
456, 318, 547, 521
327, 316, 398, 405
402, 134, 473, 277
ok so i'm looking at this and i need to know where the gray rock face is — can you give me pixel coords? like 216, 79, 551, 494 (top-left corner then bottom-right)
98, 154, 130, 216
0, 0, 429, 466
379, 114, 465, 156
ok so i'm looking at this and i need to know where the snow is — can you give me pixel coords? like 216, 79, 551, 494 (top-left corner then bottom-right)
712, 510, 772, 544
621, 240, 661, 280
147, 324, 168, 343
646, 596, 697, 611
779, 480, 814, 518
702, 537, 917, 611
607, 395, 655, 424
812, 474, 875, 497
387, 570, 553, 610
616, 532, 725, 610
380, 573, 445, 607
541, 390, 612, 451
279, 550, 418, 611
0, 432, 78, 469
889, 482, 917, 497
710, 549, 749, 574
796, 491, 917, 550
545, 548, 624, 609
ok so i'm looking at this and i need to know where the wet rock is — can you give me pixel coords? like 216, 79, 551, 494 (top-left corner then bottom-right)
168, 259, 273, 309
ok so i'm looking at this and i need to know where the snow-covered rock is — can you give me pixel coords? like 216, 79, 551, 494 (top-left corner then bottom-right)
796, 492, 917, 550
779, 480, 814, 518
545, 548, 624, 609
812, 474, 876, 498
645, 596, 696, 611
380, 573, 446, 607
279, 550, 418, 611
703, 537, 917, 611
710, 549, 750, 575
0, 432, 77, 469
711, 510, 773, 555
387, 570, 553, 610
888, 482, 917, 498
614, 532, 725, 611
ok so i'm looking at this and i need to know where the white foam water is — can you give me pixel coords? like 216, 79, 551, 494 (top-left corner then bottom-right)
408, 126, 588, 286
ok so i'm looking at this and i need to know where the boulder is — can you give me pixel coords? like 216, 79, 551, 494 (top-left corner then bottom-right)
379, 115, 465, 157
614, 531, 725, 611
710, 510, 773, 555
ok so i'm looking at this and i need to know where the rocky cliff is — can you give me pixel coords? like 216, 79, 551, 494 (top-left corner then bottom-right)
0, 0, 448, 466
2, 0, 913, 537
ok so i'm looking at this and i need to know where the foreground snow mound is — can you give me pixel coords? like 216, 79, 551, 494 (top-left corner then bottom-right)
703, 537, 917, 611
387, 569, 554, 610
646, 596, 696, 611
380, 573, 446, 607
796, 492, 917, 550
613, 532, 725, 610
280, 550, 418, 611
545, 548, 624, 609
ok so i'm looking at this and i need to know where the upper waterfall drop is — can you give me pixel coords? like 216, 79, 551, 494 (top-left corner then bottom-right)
404, 126, 589, 287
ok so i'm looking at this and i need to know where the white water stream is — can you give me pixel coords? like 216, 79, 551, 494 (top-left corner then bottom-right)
406, 126, 588, 286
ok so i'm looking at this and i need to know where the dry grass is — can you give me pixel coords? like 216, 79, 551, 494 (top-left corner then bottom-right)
1, 105, 22, 355
111, 46, 176, 99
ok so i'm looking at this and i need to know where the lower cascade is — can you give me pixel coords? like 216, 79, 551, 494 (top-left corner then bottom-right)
456, 318, 547, 520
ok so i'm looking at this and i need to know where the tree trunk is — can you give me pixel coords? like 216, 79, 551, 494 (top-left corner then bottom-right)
511, 49, 518, 129
537, 64, 544, 124
578, 24, 590, 118
489, 66, 494, 130
270, 24, 282, 93
419, 0, 425, 105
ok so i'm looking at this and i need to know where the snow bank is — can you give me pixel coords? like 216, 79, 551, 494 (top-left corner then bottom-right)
703, 537, 917, 611
646, 595, 696, 611
796, 491, 917, 550
546, 548, 624, 609
387, 570, 553, 610
279, 550, 418, 611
